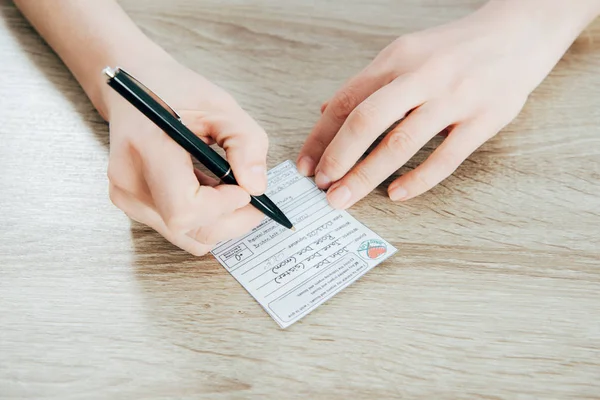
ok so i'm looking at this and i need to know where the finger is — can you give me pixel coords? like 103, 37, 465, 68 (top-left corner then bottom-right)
141, 137, 250, 231
188, 205, 264, 245
194, 168, 220, 187
314, 75, 427, 189
109, 183, 161, 227
211, 111, 269, 196
324, 100, 456, 209
168, 184, 251, 232
320, 101, 329, 114
107, 129, 154, 204
297, 68, 391, 177
219, 113, 269, 196
181, 108, 269, 195
179, 110, 216, 145
388, 119, 495, 201
109, 185, 212, 256
170, 233, 215, 257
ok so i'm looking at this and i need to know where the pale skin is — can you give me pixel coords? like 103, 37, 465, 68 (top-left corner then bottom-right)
14, 0, 600, 255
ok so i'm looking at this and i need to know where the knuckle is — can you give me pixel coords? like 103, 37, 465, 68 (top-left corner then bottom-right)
452, 76, 479, 97
319, 154, 346, 177
388, 73, 426, 102
408, 102, 436, 121
106, 165, 125, 189
346, 101, 378, 135
413, 169, 435, 190
350, 166, 374, 189
364, 57, 395, 84
390, 34, 418, 55
107, 185, 141, 225
165, 212, 191, 233
196, 228, 219, 246
307, 134, 329, 154
418, 57, 456, 89
385, 128, 418, 154
330, 89, 360, 121
436, 150, 462, 174
108, 184, 123, 208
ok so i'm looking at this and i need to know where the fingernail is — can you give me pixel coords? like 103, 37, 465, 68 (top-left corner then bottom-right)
327, 185, 351, 209
315, 171, 331, 188
297, 156, 315, 176
389, 184, 408, 201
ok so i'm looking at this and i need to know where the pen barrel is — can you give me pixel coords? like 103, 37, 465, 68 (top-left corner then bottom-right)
220, 172, 238, 185
107, 72, 231, 179
163, 122, 231, 179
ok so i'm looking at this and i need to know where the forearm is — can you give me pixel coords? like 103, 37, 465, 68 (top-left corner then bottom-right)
483, 0, 600, 44
13, 0, 170, 119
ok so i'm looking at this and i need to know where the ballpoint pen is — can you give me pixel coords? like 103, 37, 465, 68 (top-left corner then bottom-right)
103, 66, 294, 231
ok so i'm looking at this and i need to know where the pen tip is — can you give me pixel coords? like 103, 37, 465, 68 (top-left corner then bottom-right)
290, 226, 296, 232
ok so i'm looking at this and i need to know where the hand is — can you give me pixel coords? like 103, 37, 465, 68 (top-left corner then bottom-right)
297, 0, 593, 209
105, 58, 268, 256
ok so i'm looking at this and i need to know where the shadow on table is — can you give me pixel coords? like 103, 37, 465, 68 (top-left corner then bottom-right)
128, 220, 268, 336
128, 221, 226, 301
130, 220, 216, 272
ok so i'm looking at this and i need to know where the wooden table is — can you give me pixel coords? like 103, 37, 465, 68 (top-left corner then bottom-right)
1, 0, 599, 398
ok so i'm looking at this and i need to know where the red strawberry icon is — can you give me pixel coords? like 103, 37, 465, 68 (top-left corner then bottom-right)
367, 245, 386, 259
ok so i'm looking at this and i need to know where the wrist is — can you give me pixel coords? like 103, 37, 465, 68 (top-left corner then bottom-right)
14, 0, 178, 121
469, 0, 600, 68
81, 40, 174, 120
482, 0, 600, 41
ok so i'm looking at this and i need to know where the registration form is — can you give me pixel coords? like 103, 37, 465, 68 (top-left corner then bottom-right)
211, 160, 397, 328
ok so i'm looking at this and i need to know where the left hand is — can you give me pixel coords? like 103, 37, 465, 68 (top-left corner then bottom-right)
296, 0, 591, 209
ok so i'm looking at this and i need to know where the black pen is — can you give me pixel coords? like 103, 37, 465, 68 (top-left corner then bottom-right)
103, 66, 294, 231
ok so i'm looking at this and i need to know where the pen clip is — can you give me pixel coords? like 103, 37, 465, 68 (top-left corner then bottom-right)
103, 66, 182, 122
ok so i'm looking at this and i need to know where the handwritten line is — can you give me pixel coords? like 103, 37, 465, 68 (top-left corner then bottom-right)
248, 232, 337, 284
231, 205, 334, 275
263, 239, 355, 299
254, 238, 343, 291
267, 254, 367, 324
229, 193, 328, 274
212, 186, 322, 254
212, 169, 318, 253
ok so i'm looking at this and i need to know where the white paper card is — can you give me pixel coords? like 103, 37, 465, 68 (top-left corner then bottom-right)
211, 160, 397, 328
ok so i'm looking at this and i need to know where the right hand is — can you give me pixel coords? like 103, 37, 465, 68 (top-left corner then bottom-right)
104, 59, 268, 256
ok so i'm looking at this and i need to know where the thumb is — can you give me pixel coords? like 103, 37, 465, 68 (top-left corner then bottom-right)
214, 109, 269, 196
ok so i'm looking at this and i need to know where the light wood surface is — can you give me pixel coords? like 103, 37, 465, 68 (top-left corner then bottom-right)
1, 0, 599, 398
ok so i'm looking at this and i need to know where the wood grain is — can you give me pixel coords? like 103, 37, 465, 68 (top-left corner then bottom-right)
1, 0, 599, 398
